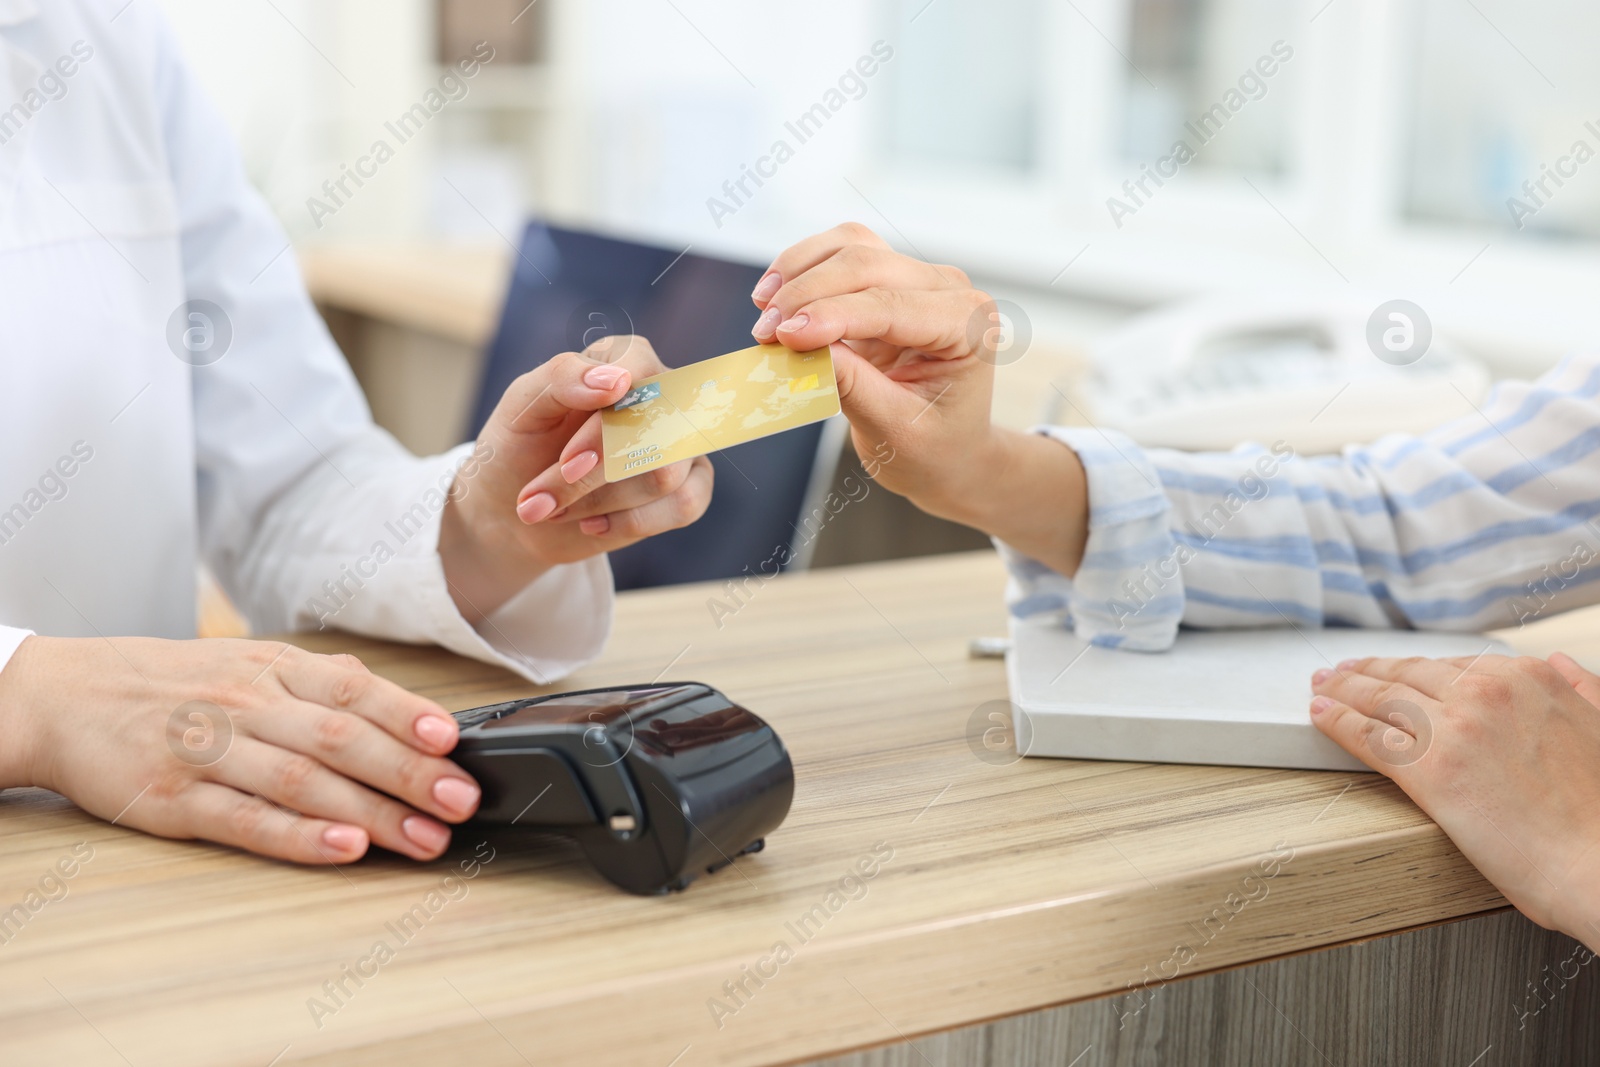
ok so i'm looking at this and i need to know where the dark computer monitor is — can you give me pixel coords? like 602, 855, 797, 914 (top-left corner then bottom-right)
470, 222, 830, 591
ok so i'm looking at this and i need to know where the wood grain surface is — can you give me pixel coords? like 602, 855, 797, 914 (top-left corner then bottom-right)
1, 550, 1581, 1066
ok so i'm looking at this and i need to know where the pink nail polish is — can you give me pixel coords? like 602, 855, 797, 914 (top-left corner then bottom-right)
579, 515, 610, 536
402, 815, 450, 852
1311, 668, 1332, 685
777, 311, 809, 332
584, 364, 627, 390
433, 776, 481, 817
414, 714, 456, 749
322, 825, 367, 853
561, 451, 600, 484
1335, 659, 1358, 671
1310, 696, 1335, 714
752, 271, 781, 303
517, 492, 557, 524
753, 307, 781, 338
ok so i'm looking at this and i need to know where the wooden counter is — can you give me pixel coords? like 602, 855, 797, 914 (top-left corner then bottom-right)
1, 552, 1595, 1065
299, 243, 511, 350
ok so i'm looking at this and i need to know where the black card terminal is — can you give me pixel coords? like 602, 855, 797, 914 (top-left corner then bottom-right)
449, 683, 794, 894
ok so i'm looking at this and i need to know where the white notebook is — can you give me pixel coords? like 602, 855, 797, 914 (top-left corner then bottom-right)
1006, 618, 1512, 771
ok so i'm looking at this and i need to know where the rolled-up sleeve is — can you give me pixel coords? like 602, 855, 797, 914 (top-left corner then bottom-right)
996, 427, 1183, 651
998, 352, 1600, 649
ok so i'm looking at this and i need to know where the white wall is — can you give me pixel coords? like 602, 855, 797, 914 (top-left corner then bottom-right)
153, 0, 893, 256
540, 0, 888, 262
152, 0, 1600, 373
155, 0, 443, 242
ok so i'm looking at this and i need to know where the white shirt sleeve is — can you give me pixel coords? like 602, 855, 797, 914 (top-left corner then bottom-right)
1003, 353, 1600, 649
146, 9, 611, 684
0, 627, 32, 674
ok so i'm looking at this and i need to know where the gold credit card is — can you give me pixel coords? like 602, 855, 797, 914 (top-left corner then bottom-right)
600, 343, 840, 482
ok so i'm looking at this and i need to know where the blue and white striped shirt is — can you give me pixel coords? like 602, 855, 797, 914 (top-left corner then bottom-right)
1000, 353, 1600, 650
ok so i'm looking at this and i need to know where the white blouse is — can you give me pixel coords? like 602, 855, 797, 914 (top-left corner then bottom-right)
0, 0, 611, 682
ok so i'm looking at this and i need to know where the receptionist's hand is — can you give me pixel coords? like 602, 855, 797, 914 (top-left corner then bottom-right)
1311, 652, 1600, 951
749, 222, 1092, 577
439, 334, 713, 621
0, 635, 480, 864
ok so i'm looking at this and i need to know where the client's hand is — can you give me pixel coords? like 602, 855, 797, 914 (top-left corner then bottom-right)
440, 334, 713, 620
1311, 653, 1600, 950
750, 222, 1090, 575
0, 635, 478, 865
749, 223, 996, 512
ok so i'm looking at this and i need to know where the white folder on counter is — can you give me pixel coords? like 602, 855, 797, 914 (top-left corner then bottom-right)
1007, 619, 1513, 772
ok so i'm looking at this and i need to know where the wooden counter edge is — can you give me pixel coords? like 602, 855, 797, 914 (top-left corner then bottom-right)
287, 820, 1500, 1067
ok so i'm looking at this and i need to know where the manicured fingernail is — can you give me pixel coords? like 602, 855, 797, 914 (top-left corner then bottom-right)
402, 815, 451, 853
1336, 659, 1358, 671
584, 364, 627, 390
414, 714, 456, 750
777, 312, 809, 333
1312, 668, 1332, 685
561, 451, 599, 483
1310, 696, 1335, 714
517, 492, 557, 524
579, 515, 610, 536
752, 271, 781, 303
322, 825, 367, 854
753, 306, 781, 339
548, 507, 569, 521
433, 776, 481, 817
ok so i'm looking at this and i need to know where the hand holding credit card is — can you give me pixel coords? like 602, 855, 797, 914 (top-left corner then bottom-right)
600, 343, 841, 482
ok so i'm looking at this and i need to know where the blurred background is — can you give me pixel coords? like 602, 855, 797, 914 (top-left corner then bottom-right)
160, 0, 1600, 355
158, 0, 1600, 618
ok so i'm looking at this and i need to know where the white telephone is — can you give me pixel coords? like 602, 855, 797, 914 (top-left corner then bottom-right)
1066, 295, 1492, 455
